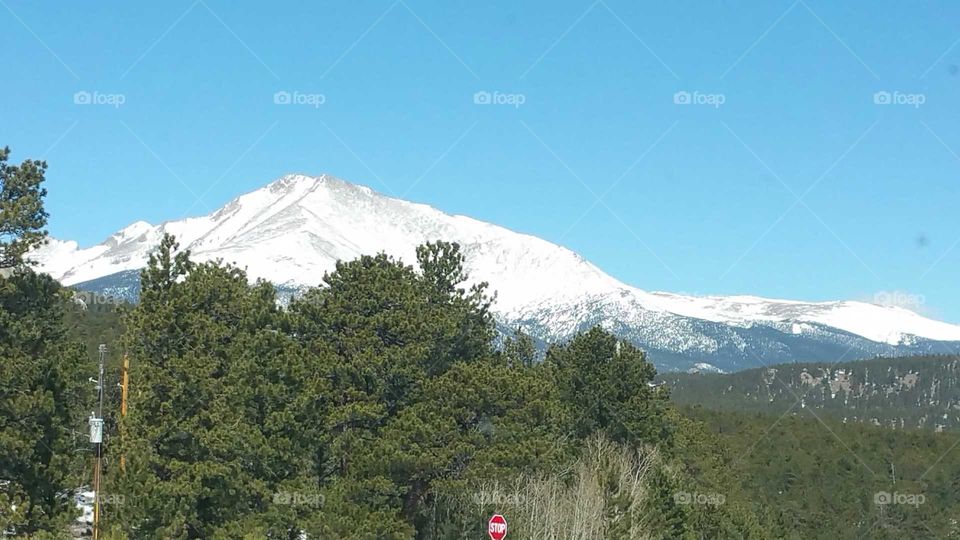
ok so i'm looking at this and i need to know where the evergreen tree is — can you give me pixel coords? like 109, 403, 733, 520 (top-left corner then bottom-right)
118, 236, 322, 538
0, 148, 85, 535
289, 242, 495, 472
502, 327, 537, 368
0, 270, 87, 535
415, 241, 494, 371
546, 327, 672, 446
0, 147, 49, 269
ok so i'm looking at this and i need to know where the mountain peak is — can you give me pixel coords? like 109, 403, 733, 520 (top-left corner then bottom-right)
264, 173, 377, 203
270, 173, 326, 190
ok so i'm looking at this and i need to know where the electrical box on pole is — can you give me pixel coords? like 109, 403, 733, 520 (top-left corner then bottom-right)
89, 414, 103, 444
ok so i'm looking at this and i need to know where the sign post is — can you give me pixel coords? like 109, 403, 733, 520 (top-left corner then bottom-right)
488, 514, 507, 540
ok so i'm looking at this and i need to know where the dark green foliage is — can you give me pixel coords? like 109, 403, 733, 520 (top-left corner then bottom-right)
502, 327, 537, 367
414, 241, 494, 366
686, 405, 960, 539
62, 295, 127, 368
547, 327, 671, 446
0, 148, 86, 536
0, 269, 87, 534
660, 355, 960, 431
0, 147, 49, 269
285, 240, 560, 536
118, 236, 323, 538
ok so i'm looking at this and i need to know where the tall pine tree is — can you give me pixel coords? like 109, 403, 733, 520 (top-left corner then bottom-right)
0, 147, 86, 535
118, 236, 323, 538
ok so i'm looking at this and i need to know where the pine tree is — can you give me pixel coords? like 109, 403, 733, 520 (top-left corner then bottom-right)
0, 152, 86, 534
118, 235, 323, 538
502, 327, 537, 367
0, 147, 49, 269
546, 327, 671, 446
0, 147, 86, 535
0, 270, 88, 535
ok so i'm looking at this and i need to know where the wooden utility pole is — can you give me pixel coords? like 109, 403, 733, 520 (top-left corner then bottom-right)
120, 353, 129, 473
91, 461, 101, 540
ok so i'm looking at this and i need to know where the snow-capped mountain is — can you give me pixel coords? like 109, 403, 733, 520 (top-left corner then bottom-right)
34, 174, 960, 371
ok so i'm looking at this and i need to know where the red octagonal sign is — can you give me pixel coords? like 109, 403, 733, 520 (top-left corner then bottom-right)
488, 514, 507, 540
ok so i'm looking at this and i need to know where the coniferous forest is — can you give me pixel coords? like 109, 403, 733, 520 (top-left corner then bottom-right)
660, 355, 960, 431
3, 147, 960, 539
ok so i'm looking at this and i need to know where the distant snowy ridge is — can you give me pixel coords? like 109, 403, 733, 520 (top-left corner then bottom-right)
34, 174, 960, 371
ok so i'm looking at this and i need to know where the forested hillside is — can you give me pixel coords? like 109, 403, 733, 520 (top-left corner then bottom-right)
659, 355, 960, 431
685, 406, 960, 538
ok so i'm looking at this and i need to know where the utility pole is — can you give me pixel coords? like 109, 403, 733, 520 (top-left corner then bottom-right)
89, 344, 106, 540
119, 353, 129, 473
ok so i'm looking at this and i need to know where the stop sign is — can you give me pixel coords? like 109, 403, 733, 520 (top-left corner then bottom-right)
488, 514, 507, 540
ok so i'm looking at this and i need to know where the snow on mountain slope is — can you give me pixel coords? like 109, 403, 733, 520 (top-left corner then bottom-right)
33, 174, 960, 367
35, 175, 622, 310
639, 292, 960, 346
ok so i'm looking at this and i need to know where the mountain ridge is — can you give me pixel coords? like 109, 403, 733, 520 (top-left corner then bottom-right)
34, 173, 960, 371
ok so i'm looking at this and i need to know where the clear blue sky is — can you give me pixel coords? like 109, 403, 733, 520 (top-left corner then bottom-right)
2, 1, 959, 321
